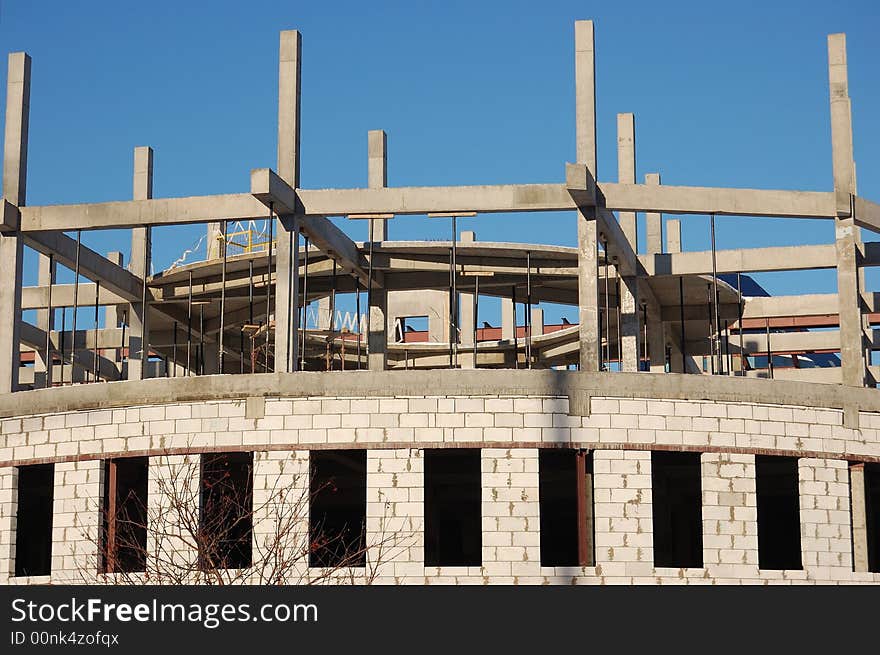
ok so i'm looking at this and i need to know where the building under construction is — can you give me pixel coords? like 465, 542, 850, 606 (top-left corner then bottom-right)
0, 20, 879, 584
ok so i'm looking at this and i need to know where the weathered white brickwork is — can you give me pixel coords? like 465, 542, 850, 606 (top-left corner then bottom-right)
701, 453, 759, 575
50, 460, 102, 584
798, 458, 852, 577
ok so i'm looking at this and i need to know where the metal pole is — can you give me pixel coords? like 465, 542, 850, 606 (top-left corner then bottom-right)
173, 322, 178, 378
526, 251, 532, 369
766, 318, 773, 379
330, 259, 337, 369
301, 235, 309, 370
266, 203, 274, 366
248, 260, 254, 373
94, 279, 100, 381
355, 282, 361, 369
186, 271, 193, 377
366, 222, 373, 362
141, 227, 149, 378
219, 219, 228, 374
71, 229, 81, 385
512, 284, 518, 369
707, 283, 714, 375
199, 304, 205, 375
603, 239, 610, 370
449, 247, 455, 369
473, 276, 479, 369
451, 216, 458, 369
120, 310, 126, 382
642, 303, 648, 371
60, 307, 66, 385
736, 272, 743, 376
45, 254, 54, 388
615, 272, 622, 370
286, 226, 294, 372
679, 276, 686, 373
710, 214, 722, 375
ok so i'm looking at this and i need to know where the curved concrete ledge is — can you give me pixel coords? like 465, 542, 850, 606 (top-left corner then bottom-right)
1, 369, 878, 420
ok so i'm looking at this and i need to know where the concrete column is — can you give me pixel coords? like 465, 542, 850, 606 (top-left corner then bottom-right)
575, 21, 600, 372
128, 146, 152, 380
643, 283, 666, 373
367, 129, 388, 370
368, 130, 388, 241
828, 34, 865, 388
206, 222, 224, 260
849, 463, 869, 572
530, 308, 544, 337
274, 30, 302, 373
501, 297, 514, 341
459, 232, 475, 357
666, 219, 681, 254
105, 252, 125, 376
620, 272, 640, 371
645, 173, 662, 255
617, 113, 637, 248
34, 253, 56, 386
0, 52, 30, 393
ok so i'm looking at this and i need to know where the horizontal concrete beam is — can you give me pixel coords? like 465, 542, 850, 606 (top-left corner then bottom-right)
640, 244, 836, 276
600, 182, 836, 218
729, 329, 839, 354
19, 194, 269, 232
24, 232, 147, 302
18, 322, 121, 382
742, 294, 839, 319
854, 196, 880, 233
0, 368, 876, 422
22, 283, 127, 310
0, 198, 20, 232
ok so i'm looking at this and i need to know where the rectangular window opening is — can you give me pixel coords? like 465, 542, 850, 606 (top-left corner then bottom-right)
101, 457, 148, 574
652, 451, 703, 568
539, 449, 594, 567
424, 449, 481, 567
309, 449, 367, 568
200, 452, 254, 570
865, 463, 880, 573
15, 463, 54, 577
755, 455, 802, 570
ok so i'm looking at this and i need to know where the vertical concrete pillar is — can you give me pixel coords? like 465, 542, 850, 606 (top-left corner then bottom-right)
0, 52, 30, 393
128, 146, 152, 380
206, 222, 224, 260
666, 219, 681, 254
617, 113, 637, 248
106, 252, 125, 377
459, 232, 476, 359
575, 20, 600, 372
34, 253, 56, 386
274, 29, 302, 373
645, 173, 662, 255
368, 130, 388, 370
828, 34, 865, 388
530, 308, 544, 337
643, 284, 666, 373
849, 463, 869, 572
501, 297, 514, 341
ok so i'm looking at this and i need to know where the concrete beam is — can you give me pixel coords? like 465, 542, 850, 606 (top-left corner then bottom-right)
599, 182, 836, 218
854, 196, 880, 234
0, 198, 20, 232
21, 283, 127, 310
24, 231, 147, 302
640, 244, 836, 276
250, 168, 372, 288
18, 322, 121, 382
741, 294, 839, 319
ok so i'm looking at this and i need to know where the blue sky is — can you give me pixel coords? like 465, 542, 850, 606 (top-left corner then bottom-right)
1, 0, 879, 326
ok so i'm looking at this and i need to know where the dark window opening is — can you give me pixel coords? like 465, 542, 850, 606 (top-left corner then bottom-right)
539, 449, 594, 567
101, 457, 148, 573
424, 449, 481, 567
15, 464, 54, 577
865, 463, 880, 573
756, 455, 802, 570
200, 452, 253, 570
652, 451, 703, 568
309, 450, 367, 568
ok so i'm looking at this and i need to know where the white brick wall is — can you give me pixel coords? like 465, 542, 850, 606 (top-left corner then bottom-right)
147, 454, 200, 583
367, 448, 423, 584
481, 448, 541, 583
50, 460, 102, 583
799, 458, 853, 579
701, 453, 759, 581
0, 466, 16, 581
593, 450, 654, 581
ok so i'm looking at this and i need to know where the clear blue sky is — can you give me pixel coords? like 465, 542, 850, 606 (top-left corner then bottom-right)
1, 0, 879, 325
